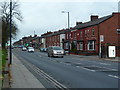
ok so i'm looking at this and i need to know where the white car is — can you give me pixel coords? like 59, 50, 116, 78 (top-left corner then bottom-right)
22, 47, 27, 51
27, 47, 34, 52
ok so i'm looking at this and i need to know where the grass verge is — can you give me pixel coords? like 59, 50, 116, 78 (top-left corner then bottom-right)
0, 48, 7, 89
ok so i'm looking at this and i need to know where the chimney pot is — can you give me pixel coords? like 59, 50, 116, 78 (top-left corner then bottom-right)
91, 15, 98, 21
76, 22, 82, 25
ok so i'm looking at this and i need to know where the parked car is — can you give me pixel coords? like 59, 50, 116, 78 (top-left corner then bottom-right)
40, 48, 47, 52
22, 47, 27, 51
47, 46, 64, 58
39, 48, 44, 52
27, 47, 34, 52
43, 48, 47, 52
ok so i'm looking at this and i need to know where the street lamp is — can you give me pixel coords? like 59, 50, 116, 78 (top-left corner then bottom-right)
61, 11, 70, 55
9, 0, 12, 64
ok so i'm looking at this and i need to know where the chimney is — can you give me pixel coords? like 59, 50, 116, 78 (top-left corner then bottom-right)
91, 15, 98, 21
76, 22, 82, 25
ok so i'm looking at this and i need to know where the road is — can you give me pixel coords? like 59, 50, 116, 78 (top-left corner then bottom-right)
13, 48, 119, 89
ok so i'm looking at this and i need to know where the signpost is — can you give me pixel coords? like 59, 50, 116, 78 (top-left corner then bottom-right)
99, 35, 104, 58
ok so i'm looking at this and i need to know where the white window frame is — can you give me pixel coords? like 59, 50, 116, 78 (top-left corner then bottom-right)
80, 42, 83, 50
77, 43, 79, 50
80, 31, 82, 37
66, 42, 69, 49
87, 41, 95, 51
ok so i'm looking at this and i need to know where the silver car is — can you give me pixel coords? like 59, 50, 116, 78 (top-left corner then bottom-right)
47, 46, 64, 58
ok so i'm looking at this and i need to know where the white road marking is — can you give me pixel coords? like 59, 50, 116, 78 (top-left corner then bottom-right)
92, 65, 117, 71
59, 62, 63, 63
38, 55, 42, 57
76, 66, 80, 68
100, 63, 111, 65
108, 75, 120, 79
66, 64, 71, 65
81, 67, 95, 72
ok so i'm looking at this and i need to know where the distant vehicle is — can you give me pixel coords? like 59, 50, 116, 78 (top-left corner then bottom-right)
40, 48, 47, 52
43, 48, 47, 52
18, 45, 22, 48
27, 47, 34, 52
39, 48, 44, 52
47, 46, 64, 58
22, 47, 27, 51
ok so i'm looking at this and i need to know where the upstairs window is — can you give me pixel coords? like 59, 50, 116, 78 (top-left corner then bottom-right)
92, 28, 95, 36
80, 31, 82, 37
74, 32, 77, 40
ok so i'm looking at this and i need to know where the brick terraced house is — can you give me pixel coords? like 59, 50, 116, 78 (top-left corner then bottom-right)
64, 12, 120, 57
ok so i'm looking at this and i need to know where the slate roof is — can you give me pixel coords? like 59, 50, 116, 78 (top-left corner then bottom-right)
74, 14, 113, 29
33, 14, 113, 40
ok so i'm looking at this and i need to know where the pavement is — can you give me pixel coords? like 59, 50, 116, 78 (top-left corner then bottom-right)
3, 54, 45, 88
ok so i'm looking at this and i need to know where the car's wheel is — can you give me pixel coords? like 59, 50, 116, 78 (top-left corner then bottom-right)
61, 56, 63, 58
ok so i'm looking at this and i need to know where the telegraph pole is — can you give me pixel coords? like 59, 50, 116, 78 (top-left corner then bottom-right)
9, 0, 12, 64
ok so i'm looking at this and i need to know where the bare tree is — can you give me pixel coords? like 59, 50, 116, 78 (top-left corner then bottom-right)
0, 0, 23, 48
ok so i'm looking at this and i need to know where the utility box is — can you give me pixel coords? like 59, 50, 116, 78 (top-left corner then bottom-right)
108, 46, 116, 58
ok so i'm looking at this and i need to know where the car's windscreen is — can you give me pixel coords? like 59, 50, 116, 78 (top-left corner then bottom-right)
53, 47, 63, 50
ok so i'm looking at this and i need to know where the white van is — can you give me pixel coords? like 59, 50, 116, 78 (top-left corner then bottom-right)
47, 46, 64, 58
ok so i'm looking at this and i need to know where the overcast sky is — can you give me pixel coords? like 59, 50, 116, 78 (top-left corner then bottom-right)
2, 0, 120, 42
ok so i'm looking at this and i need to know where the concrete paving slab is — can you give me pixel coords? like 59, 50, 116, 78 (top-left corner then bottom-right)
11, 54, 45, 88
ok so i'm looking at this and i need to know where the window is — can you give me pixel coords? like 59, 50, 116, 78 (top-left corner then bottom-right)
80, 31, 82, 37
74, 32, 77, 40
77, 43, 79, 50
92, 28, 95, 36
67, 34, 69, 39
88, 41, 95, 50
80, 42, 83, 50
85, 30, 87, 36
66, 42, 69, 49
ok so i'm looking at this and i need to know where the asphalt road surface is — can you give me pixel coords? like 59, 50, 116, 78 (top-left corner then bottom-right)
13, 48, 119, 89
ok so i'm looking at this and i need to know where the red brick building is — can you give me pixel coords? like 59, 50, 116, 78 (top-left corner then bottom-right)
44, 30, 66, 48
64, 12, 120, 57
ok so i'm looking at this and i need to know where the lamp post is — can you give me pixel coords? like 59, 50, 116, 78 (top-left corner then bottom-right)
62, 11, 70, 55
9, 0, 12, 64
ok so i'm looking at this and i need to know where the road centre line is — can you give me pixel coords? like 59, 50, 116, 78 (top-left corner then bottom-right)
100, 63, 111, 65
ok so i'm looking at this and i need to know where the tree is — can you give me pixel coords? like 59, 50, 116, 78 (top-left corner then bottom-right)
0, 1, 23, 48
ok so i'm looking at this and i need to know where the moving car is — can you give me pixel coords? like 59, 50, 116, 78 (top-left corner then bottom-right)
27, 47, 34, 52
22, 47, 27, 51
47, 46, 64, 58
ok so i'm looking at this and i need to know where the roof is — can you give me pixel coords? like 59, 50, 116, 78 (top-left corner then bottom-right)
74, 14, 112, 29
